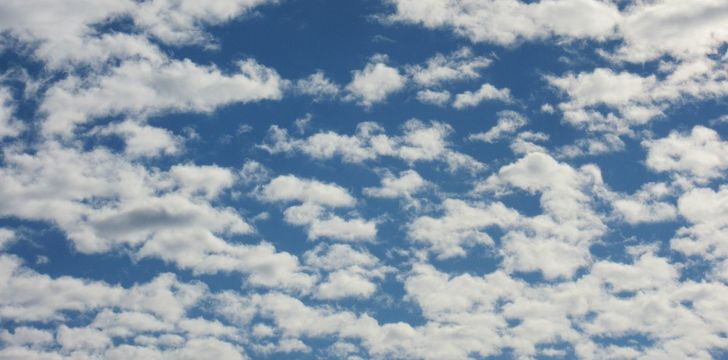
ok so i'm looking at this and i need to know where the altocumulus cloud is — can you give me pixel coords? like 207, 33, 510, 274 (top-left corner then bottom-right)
1, 0, 728, 359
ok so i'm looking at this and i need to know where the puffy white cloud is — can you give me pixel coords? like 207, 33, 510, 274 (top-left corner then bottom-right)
416, 89, 450, 106
548, 68, 661, 132
345, 55, 406, 107
644, 126, 728, 184
304, 244, 392, 299
261, 119, 485, 172
408, 199, 519, 259
239, 160, 270, 186
452, 83, 511, 109
92, 120, 180, 158
293, 71, 340, 101
363, 169, 427, 200
612, 182, 677, 224
0, 143, 314, 290
259, 175, 355, 207
0, 87, 23, 138
283, 203, 377, 242
405, 47, 491, 87
0, 228, 16, 250
615, 0, 728, 62
557, 134, 625, 158
385, 0, 620, 45
259, 175, 377, 242
549, 61, 728, 136
476, 152, 607, 278
386, 0, 728, 65
0, 327, 55, 348
41, 58, 283, 135
204, 246, 728, 360
0, 255, 203, 322
469, 110, 527, 143
170, 164, 235, 199
0, 0, 277, 68
671, 186, 728, 279
509, 131, 549, 156
132, 0, 276, 46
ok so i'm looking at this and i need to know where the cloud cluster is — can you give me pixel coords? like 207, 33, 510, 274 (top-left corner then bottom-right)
2, 0, 728, 359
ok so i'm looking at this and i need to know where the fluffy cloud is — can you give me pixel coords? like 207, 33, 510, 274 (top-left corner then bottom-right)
0, 142, 315, 290
304, 244, 392, 299
41, 58, 283, 135
3, 1, 728, 359
386, 0, 620, 45
549, 60, 728, 136
387, 0, 728, 64
0, 87, 23, 138
260, 175, 377, 242
405, 47, 490, 87
259, 175, 355, 207
345, 55, 406, 107
469, 110, 528, 143
363, 169, 427, 200
92, 119, 180, 158
409, 199, 520, 259
671, 186, 728, 279
261, 119, 485, 172
644, 125, 728, 184
294, 71, 340, 101
0, 229, 15, 250
475, 152, 607, 278
452, 83, 511, 109
612, 182, 677, 224
283, 203, 377, 242
416, 89, 450, 106
614, 0, 728, 62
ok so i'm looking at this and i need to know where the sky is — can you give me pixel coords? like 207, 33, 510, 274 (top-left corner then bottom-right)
0, 0, 728, 359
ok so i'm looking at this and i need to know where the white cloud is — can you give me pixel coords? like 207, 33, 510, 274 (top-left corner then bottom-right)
612, 182, 677, 225
475, 152, 607, 278
614, 0, 728, 62
92, 120, 180, 158
345, 55, 406, 107
41, 58, 283, 135
363, 169, 427, 199
0, 0, 277, 69
0, 255, 200, 322
259, 175, 355, 207
416, 89, 450, 106
0, 143, 314, 290
405, 47, 490, 87
283, 203, 377, 242
0, 87, 23, 138
452, 83, 511, 109
469, 110, 527, 143
548, 61, 728, 136
671, 186, 728, 278
294, 71, 340, 101
557, 134, 625, 158
304, 244, 392, 299
408, 199, 520, 259
170, 164, 235, 199
261, 119, 485, 173
132, 0, 276, 46
548, 68, 660, 133
260, 175, 377, 242
644, 126, 728, 184
0, 228, 15, 250
239, 160, 270, 186
386, 0, 728, 65
386, 0, 620, 45
509, 131, 549, 156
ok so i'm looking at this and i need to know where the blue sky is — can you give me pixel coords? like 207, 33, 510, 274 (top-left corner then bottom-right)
1, 0, 728, 359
